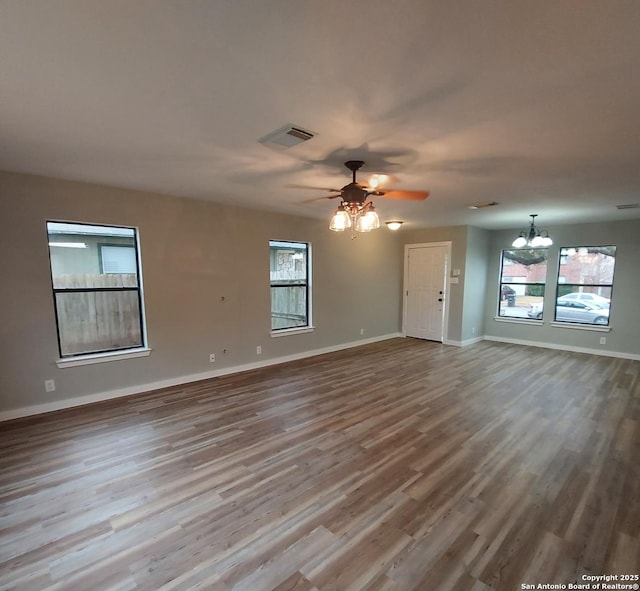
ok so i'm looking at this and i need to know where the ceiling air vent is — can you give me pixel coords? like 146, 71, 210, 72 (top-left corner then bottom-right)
258, 124, 316, 150
616, 203, 639, 210
468, 201, 498, 210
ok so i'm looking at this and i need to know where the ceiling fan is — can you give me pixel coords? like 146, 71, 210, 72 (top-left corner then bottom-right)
297, 160, 429, 236
301, 160, 430, 205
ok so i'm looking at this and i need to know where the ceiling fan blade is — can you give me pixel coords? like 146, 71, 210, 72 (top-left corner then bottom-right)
286, 183, 343, 192
302, 194, 342, 203
379, 189, 430, 201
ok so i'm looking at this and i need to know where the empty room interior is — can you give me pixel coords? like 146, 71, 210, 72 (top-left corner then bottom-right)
1, 2, 639, 590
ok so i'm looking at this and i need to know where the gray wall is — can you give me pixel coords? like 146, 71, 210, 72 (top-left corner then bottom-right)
461, 226, 490, 342
2, 169, 637, 417
484, 219, 640, 356
0, 171, 405, 414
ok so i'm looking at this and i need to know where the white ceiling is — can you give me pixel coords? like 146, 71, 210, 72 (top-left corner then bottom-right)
2, 1, 640, 230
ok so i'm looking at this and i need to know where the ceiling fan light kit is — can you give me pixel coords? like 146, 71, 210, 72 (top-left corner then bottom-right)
512, 214, 553, 248
329, 202, 380, 236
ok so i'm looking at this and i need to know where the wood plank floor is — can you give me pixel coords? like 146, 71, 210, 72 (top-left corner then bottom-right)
1, 339, 639, 591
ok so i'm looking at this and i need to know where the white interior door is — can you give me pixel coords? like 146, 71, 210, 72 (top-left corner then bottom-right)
404, 243, 449, 341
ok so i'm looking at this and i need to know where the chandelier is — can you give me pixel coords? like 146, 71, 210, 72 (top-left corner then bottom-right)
512, 214, 553, 248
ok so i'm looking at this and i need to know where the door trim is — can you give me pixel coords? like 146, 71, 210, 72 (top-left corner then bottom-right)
402, 241, 452, 342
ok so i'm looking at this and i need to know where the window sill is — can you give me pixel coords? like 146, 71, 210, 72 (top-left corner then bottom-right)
550, 322, 611, 333
56, 347, 152, 368
494, 317, 543, 326
270, 326, 315, 338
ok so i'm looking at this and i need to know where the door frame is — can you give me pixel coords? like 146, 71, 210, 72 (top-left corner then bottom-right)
402, 241, 452, 342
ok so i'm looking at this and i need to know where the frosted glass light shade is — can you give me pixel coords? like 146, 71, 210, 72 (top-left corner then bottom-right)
512, 235, 527, 248
356, 209, 380, 232
329, 208, 351, 231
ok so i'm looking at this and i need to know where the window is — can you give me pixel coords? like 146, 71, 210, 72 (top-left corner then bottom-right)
47, 222, 146, 357
269, 240, 311, 331
99, 244, 137, 274
555, 246, 616, 326
498, 249, 548, 320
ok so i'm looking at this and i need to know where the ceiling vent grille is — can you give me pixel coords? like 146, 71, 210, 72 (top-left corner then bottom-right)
258, 124, 316, 149
616, 203, 639, 210
468, 201, 498, 209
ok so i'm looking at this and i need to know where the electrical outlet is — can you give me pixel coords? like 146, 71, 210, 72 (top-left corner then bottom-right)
209, 353, 216, 363
360, 328, 364, 335
256, 345, 262, 355
599, 337, 607, 345
44, 379, 56, 392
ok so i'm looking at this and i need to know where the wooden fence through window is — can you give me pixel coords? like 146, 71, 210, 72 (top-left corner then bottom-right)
54, 274, 142, 355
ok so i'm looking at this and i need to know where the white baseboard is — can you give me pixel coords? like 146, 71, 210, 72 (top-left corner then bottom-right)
483, 335, 640, 361
444, 336, 484, 347
0, 333, 403, 422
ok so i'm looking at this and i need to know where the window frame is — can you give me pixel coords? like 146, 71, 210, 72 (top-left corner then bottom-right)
553, 245, 616, 328
269, 240, 312, 334
497, 248, 549, 322
47, 221, 149, 364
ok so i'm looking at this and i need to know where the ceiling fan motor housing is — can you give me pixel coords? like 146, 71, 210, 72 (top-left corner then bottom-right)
341, 161, 369, 204
342, 183, 369, 205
